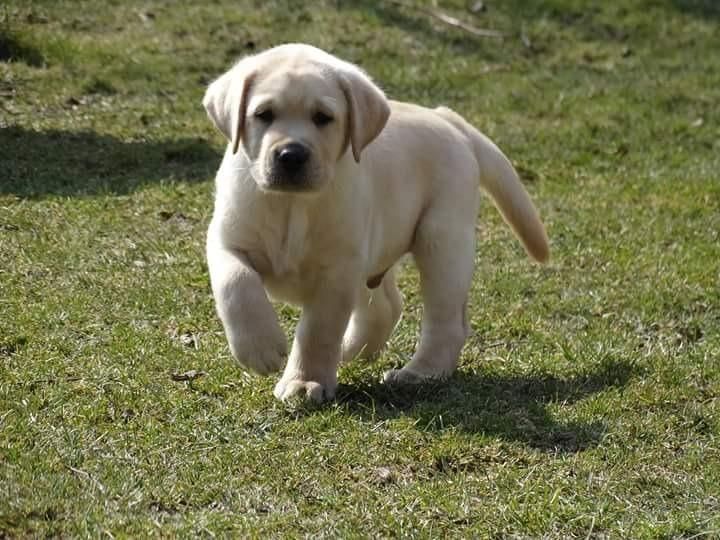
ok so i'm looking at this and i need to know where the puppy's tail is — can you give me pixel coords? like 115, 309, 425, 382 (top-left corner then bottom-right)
436, 106, 549, 263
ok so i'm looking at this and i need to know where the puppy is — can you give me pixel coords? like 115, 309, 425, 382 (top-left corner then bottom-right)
203, 44, 549, 402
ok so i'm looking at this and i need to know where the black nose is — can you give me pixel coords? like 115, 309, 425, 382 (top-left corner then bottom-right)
275, 143, 310, 172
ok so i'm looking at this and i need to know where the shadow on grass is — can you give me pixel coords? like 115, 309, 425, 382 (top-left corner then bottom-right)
341, 0, 719, 57
666, 0, 720, 17
0, 31, 44, 66
0, 126, 221, 198
336, 0, 503, 56
333, 358, 637, 453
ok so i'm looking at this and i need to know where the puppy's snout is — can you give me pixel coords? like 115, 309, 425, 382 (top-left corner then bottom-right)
275, 143, 310, 173
264, 142, 317, 192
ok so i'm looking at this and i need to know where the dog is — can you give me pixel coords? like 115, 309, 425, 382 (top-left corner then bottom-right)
203, 44, 549, 402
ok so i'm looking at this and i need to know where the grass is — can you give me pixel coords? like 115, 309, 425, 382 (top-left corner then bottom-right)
1, 0, 719, 536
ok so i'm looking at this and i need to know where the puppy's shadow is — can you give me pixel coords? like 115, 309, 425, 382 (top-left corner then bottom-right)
332, 358, 637, 453
0, 126, 221, 198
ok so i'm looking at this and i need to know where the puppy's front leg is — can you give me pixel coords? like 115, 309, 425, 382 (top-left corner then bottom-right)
207, 245, 287, 375
274, 283, 355, 403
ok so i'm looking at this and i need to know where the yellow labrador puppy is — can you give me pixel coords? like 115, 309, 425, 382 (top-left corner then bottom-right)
203, 44, 549, 402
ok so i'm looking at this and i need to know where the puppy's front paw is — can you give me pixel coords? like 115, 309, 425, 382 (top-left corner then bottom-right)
228, 330, 287, 375
383, 366, 448, 386
383, 367, 422, 385
273, 378, 336, 403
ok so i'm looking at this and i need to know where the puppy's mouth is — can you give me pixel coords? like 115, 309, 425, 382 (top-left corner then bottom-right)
262, 170, 316, 193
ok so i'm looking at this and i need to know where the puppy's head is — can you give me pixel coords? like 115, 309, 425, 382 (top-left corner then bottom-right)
203, 44, 390, 193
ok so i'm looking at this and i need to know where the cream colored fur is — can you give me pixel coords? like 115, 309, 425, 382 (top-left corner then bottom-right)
203, 44, 549, 402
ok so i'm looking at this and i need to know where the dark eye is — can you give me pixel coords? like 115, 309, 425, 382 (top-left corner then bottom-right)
312, 111, 333, 127
255, 109, 274, 123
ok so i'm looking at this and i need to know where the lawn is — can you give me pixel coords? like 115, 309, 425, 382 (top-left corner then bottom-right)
1, 0, 719, 537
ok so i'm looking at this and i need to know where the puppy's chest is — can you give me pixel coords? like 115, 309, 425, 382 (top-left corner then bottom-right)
244, 202, 319, 280
224, 194, 355, 301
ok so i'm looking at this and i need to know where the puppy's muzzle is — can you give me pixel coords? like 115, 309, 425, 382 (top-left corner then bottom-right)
266, 142, 313, 191
276, 143, 309, 172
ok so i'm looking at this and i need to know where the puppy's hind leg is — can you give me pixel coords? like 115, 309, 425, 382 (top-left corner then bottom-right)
383, 219, 475, 385
342, 267, 403, 363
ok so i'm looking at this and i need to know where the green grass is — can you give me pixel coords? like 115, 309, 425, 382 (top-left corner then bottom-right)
1, 0, 719, 536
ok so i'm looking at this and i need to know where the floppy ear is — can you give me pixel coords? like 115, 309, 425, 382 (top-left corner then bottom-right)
203, 64, 255, 154
339, 69, 390, 163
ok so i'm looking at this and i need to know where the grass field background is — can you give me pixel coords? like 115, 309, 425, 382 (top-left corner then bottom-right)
1, 0, 719, 536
